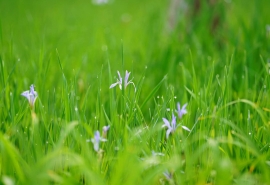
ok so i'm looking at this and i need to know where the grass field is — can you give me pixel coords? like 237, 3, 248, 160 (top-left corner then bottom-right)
1, 0, 270, 184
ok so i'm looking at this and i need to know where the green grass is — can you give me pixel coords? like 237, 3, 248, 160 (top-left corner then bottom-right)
1, 0, 270, 184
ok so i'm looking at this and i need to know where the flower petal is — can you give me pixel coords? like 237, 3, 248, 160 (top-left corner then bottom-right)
21, 91, 30, 100
117, 71, 122, 82
171, 114, 177, 130
93, 141, 99, 151
21, 85, 38, 107
162, 118, 171, 128
177, 102, 181, 112
166, 128, 172, 139
181, 125, 191, 132
30, 85, 35, 94
163, 170, 172, 180
94, 131, 100, 141
103, 125, 110, 132
124, 71, 131, 86
176, 102, 188, 119
109, 82, 120, 89
182, 103, 188, 110
29, 95, 37, 106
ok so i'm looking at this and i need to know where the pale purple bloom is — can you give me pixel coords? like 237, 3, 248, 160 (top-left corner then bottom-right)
87, 131, 107, 152
162, 113, 190, 139
176, 102, 187, 119
163, 170, 173, 181
110, 70, 135, 90
162, 114, 177, 139
102, 125, 110, 138
103, 125, 110, 132
21, 84, 38, 107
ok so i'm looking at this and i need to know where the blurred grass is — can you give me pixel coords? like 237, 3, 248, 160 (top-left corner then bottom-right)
0, 0, 270, 184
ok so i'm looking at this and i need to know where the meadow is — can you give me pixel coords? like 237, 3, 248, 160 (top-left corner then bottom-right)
0, 0, 270, 184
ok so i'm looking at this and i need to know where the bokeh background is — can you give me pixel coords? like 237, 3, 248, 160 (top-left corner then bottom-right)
0, 1, 270, 184
1, 0, 270, 118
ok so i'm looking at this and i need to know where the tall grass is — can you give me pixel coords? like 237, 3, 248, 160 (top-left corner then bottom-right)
0, 0, 270, 184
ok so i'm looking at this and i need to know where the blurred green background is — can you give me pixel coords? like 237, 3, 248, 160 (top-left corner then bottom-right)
1, 0, 270, 128
1, 0, 269, 89
1, 0, 269, 86
1, 0, 270, 184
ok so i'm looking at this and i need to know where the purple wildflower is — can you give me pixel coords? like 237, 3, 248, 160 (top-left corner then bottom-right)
21, 84, 38, 107
103, 125, 110, 132
176, 102, 187, 119
163, 170, 173, 181
87, 131, 107, 152
109, 70, 135, 90
162, 113, 190, 139
162, 114, 177, 139
102, 125, 110, 138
